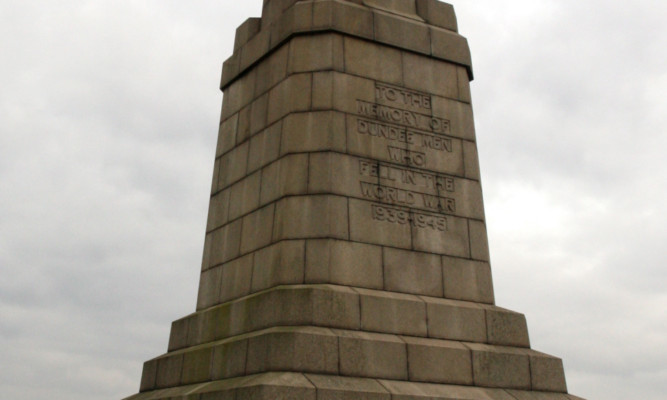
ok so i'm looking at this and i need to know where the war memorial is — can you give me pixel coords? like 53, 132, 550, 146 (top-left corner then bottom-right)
123, 1, 586, 399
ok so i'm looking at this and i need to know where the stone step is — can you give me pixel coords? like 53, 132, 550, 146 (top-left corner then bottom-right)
170, 284, 529, 352
142, 326, 566, 393
127, 372, 581, 400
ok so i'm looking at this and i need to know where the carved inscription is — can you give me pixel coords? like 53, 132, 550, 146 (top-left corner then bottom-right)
359, 160, 457, 214
357, 100, 450, 135
353, 83, 461, 230
372, 204, 448, 232
357, 119, 453, 153
375, 83, 432, 111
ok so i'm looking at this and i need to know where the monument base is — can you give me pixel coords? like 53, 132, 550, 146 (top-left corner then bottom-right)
123, 372, 585, 400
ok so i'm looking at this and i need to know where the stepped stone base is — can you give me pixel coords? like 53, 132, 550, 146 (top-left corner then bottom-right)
124, 372, 584, 400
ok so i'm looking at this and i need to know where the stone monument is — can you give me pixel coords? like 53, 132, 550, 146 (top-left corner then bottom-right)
123, 1, 586, 399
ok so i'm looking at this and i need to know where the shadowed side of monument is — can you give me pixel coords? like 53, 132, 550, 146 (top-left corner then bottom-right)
123, 1, 586, 399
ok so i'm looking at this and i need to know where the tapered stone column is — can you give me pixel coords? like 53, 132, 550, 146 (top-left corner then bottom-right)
123, 1, 586, 399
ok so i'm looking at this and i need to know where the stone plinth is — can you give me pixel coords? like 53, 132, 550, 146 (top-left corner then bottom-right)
123, 1, 585, 399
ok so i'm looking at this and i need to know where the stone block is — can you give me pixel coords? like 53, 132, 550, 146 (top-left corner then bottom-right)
529, 353, 568, 393
220, 51, 240, 92
506, 391, 576, 400
240, 285, 361, 333
260, 154, 309, 205
221, 71, 256, 120
217, 114, 238, 158
364, 0, 418, 17
411, 214, 470, 257
312, 0, 374, 39
462, 140, 481, 180
247, 122, 282, 173
356, 288, 427, 336
348, 198, 412, 249
187, 308, 219, 347
415, 0, 458, 32
469, 220, 490, 261
281, 111, 347, 154
246, 327, 339, 374
402, 336, 473, 385
402, 52, 458, 100
219, 254, 254, 303
374, 11, 430, 55
254, 44, 289, 97
211, 158, 221, 195
273, 195, 349, 241
262, 0, 301, 27
235, 373, 316, 400
336, 330, 408, 380
430, 95, 476, 141
383, 247, 444, 297
467, 343, 531, 390
197, 266, 223, 310
208, 219, 243, 267
139, 358, 158, 392
249, 92, 269, 137
288, 33, 344, 73
168, 317, 190, 351
304, 374, 390, 400
234, 18, 262, 51
305, 239, 383, 289
457, 66, 472, 103
267, 73, 312, 125
344, 36, 403, 84
210, 338, 249, 380
251, 240, 306, 292
240, 203, 275, 254
309, 285, 361, 329
485, 307, 530, 348
206, 188, 230, 233
377, 379, 511, 400
217, 141, 249, 190
269, 1, 314, 48
442, 256, 495, 304
307, 152, 360, 196
423, 297, 487, 343
312, 71, 334, 110
228, 171, 261, 221
239, 28, 271, 72
331, 72, 376, 115
236, 105, 252, 145
430, 27, 471, 67
181, 347, 213, 385
155, 354, 184, 388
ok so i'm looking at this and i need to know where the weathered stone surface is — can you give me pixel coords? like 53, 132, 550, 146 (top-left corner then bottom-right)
305, 239, 384, 289
246, 327, 339, 375
357, 288, 427, 336
423, 296, 487, 342
466, 343, 532, 390
305, 374, 390, 400
383, 247, 443, 297
336, 330, 408, 380
403, 336, 472, 384
125, 2, 585, 400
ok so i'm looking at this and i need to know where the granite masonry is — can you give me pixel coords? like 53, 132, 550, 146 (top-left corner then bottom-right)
123, 1, 586, 399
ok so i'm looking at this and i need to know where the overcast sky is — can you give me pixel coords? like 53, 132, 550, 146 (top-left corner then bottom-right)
0, 1, 665, 399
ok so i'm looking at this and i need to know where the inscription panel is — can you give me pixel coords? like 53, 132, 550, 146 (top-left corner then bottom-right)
332, 72, 481, 256
348, 115, 464, 176
349, 198, 470, 257
309, 153, 484, 220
